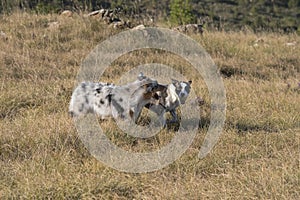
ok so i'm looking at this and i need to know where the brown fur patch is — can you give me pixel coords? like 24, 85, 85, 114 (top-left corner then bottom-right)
143, 91, 153, 99
129, 109, 134, 118
152, 84, 168, 105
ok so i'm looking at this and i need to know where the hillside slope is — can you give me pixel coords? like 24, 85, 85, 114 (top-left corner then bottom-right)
0, 0, 299, 32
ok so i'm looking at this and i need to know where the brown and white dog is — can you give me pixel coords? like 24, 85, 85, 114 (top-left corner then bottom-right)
144, 79, 192, 127
69, 73, 160, 121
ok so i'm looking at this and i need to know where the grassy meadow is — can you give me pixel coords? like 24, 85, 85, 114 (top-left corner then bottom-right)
0, 13, 299, 199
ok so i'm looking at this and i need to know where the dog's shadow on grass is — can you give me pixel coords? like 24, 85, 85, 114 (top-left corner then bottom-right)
163, 117, 211, 132
228, 121, 279, 134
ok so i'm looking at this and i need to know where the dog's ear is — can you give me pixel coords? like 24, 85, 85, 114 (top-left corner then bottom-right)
188, 80, 192, 85
145, 83, 156, 92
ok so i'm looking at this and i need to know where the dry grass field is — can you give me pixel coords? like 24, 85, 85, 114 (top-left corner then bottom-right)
0, 13, 299, 199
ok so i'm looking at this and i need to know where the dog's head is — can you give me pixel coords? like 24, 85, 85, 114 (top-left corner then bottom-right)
171, 78, 192, 104
136, 72, 160, 97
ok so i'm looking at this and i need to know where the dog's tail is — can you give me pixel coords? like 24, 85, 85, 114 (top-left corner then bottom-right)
137, 72, 145, 81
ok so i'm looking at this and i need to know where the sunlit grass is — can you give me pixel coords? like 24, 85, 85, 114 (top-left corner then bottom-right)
0, 13, 299, 199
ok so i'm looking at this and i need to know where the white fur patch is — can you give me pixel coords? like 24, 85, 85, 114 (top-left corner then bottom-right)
166, 84, 179, 107
178, 82, 189, 104
69, 75, 159, 121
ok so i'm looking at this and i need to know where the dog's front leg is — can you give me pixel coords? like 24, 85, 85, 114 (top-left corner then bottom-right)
133, 105, 142, 124
131, 102, 145, 124
158, 111, 167, 128
168, 109, 178, 123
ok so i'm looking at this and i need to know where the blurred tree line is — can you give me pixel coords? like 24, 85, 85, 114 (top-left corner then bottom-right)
0, 0, 110, 13
0, 0, 299, 32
